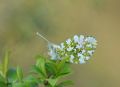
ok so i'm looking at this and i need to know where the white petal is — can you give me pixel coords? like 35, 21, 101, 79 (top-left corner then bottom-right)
67, 47, 73, 51
88, 50, 94, 56
61, 43, 65, 49
74, 35, 79, 43
70, 55, 74, 63
79, 35, 84, 44
86, 44, 92, 48
79, 58, 85, 64
66, 39, 71, 44
82, 50, 86, 53
85, 37, 97, 45
85, 56, 90, 60
76, 44, 82, 49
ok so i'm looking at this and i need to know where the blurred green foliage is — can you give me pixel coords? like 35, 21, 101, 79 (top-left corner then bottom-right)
0, 51, 73, 87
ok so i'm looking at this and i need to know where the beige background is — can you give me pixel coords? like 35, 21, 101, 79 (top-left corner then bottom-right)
0, 0, 120, 87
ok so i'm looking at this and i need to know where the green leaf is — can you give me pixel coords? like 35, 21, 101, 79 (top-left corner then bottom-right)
57, 59, 66, 73
45, 61, 57, 77
48, 78, 58, 87
0, 82, 6, 87
0, 74, 6, 84
56, 59, 71, 78
3, 51, 10, 78
57, 63, 72, 78
12, 82, 25, 87
32, 65, 46, 79
36, 55, 47, 77
17, 67, 23, 82
7, 68, 17, 83
0, 63, 3, 72
24, 75, 39, 87
0, 68, 4, 77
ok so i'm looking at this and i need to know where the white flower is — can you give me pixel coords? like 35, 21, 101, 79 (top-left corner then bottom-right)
76, 44, 82, 49
85, 56, 90, 60
66, 39, 71, 44
78, 53, 84, 58
79, 58, 85, 64
74, 49, 76, 52
78, 52, 86, 64
70, 55, 74, 63
75, 61, 79, 64
65, 54, 68, 56
78, 53, 81, 57
74, 35, 79, 43
88, 50, 94, 56
86, 44, 92, 48
79, 35, 84, 44
48, 43, 60, 60
85, 37, 97, 45
60, 43, 65, 49
49, 34, 97, 64
67, 47, 73, 51
48, 50, 57, 60
70, 55, 74, 58
82, 50, 86, 53
93, 45, 97, 48
50, 43, 60, 49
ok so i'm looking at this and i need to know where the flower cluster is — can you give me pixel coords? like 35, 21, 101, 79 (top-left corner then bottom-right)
48, 43, 61, 60
48, 35, 97, 64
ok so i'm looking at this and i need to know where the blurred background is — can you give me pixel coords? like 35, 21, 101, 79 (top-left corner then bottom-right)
0, 0, 120, 87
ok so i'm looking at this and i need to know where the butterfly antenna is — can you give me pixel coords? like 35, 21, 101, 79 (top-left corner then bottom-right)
36, 32, 50, 43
